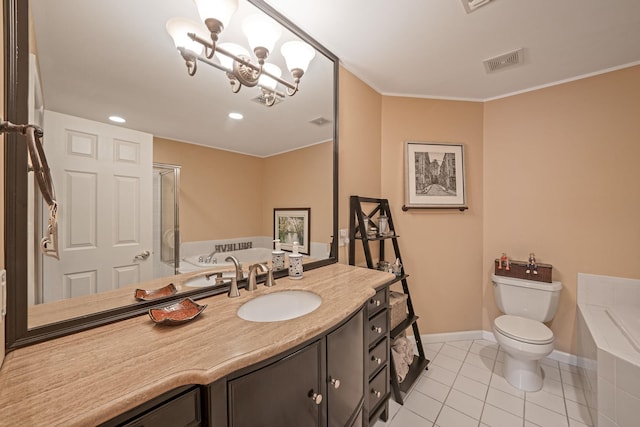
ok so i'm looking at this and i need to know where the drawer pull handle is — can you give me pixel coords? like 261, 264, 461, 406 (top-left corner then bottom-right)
371, 325, 383, 334
309, 391, 323, 405
371, 389, 382, 398
330, 377, 341, 389
372, 356, 382, 365
370, 298, 381, 307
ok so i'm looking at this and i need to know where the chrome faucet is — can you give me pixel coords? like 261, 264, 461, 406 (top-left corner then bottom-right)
199, 248, 218, 264
247, 263, 268, 291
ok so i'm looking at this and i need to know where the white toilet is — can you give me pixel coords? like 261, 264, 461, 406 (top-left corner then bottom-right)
492, 274, 562, 391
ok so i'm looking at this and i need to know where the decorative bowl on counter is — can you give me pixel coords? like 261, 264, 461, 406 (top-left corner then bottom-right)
134, 283, 178, 301
148, 298, 207, 325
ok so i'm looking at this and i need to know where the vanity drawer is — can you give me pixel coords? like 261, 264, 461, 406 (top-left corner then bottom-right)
368, 338, 389, 379
368, 368, 388, 413
121, 387, 201, 427
368, 288, 387, 317
368, 310, 388, 346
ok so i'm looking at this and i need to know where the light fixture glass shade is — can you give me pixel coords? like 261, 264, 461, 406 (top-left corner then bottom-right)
217, 42, 250, 71
259, 63, 282, 90
193, 0, 239, 29
166, 18, 206, 55
281, 41, 316, 73
242, 14, 282, 54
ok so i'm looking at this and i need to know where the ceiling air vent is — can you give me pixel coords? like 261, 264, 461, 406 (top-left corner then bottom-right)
483, 48, 524, 73
461, 0, 493, 14
251, 94, 283, 106
309, 117, 332, 126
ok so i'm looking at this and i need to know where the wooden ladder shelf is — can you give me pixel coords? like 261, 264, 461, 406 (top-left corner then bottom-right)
348, 195, 430, 405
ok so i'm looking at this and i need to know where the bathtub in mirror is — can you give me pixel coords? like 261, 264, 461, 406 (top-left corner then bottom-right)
4, 0, 338, 348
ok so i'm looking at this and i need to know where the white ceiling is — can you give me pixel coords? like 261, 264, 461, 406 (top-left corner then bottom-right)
30, 0, 335, 158
265, 0, 640, 101
31, 0, 640, 158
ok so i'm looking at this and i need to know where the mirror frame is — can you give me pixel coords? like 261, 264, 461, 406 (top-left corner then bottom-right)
3, 0, 339, 351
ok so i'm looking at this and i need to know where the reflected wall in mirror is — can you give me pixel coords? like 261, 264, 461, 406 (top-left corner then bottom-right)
4, 0, 337, 346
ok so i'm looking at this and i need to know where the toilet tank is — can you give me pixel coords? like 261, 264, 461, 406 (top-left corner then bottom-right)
492, 274, 562, 322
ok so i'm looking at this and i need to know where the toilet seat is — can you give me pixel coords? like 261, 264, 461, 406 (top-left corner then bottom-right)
494, 315, 553, 345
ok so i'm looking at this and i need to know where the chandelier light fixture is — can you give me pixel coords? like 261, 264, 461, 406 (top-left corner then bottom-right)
166, 0, 316, 106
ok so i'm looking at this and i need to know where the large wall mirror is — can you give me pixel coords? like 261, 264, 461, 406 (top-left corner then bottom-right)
4, 0, 338, 349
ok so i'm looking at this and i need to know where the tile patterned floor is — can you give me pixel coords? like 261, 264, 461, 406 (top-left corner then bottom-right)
372, 339, 593, 427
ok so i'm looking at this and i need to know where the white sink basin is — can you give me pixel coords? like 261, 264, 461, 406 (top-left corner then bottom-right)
237, 290, 322, 322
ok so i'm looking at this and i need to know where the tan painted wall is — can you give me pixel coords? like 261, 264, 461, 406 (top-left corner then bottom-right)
482, 65, 640, 353
154, 137, 334, 246
380, 97, 485, 334
337, 67, 383, 264
153, 137, 264, 242
262, 142, 333, 250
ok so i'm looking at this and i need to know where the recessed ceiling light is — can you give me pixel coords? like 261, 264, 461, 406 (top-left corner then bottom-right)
109, 115, 126, 123
228, 112, 244, 120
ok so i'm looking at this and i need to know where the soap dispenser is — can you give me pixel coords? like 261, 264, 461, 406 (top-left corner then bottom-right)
272, 239, 285, 271
288, 241, 303, 280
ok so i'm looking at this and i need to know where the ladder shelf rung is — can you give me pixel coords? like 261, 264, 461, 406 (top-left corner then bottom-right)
398, 356, 430, 393
390, 315, 419, 339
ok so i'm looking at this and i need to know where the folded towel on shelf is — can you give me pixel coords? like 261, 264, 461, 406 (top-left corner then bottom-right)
391, 342, 409, 383
391, 335, 416, 383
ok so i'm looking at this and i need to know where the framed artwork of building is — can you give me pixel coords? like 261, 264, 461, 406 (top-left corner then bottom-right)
404, 141, 467, 210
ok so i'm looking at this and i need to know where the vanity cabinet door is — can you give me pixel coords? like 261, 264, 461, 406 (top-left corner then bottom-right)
228, 340, 323, 427
327, 309, 364, 427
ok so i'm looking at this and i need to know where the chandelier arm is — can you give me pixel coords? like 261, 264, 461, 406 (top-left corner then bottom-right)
259, 85, 285, 99
178, 47, 198, 76
286, 81, 300, 96
187, 60, 198, 76
229, 77, 242, 93
265, 95, 276, 107
204, 45, 215, 60
196, 55, 231, 73
189, 33, 217, 60
261, 69, 296, 92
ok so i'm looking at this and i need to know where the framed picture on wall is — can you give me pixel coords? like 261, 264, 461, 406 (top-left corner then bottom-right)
404, 141, 467, 210
274, 208, 311, 254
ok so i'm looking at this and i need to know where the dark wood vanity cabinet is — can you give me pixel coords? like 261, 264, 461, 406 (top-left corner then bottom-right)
213, 308, 365, 427
104, 308, 366, 427
326, 307, 364, 427
366, 286, 391, 424
228, 340, 324, 427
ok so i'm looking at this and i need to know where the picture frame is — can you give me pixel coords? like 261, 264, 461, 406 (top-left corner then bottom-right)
404, 141, 467, 210
274, 208, 311, 254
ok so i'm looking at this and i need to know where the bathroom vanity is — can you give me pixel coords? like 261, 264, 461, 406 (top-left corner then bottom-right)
0, 264, 394, 426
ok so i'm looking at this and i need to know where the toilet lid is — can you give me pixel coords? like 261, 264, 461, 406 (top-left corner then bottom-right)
494, 315, 554, 344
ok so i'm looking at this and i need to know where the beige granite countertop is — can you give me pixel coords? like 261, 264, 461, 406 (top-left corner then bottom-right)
0, 264, 394, 426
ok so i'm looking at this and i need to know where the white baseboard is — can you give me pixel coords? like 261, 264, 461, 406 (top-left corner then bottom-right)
405, 329, 579, 367
417, 330, 485, 344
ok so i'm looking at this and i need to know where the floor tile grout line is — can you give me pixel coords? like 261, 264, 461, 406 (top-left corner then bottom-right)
383, 338, 592, 427
475, 341, 499, 427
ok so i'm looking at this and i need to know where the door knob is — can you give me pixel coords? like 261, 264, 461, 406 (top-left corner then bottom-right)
329, 377, 341, 389
134, 250, 151, 261
309, 391, 323, 405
